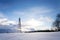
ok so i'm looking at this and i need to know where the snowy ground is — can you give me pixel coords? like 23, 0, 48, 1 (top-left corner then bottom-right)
0, 32, 60, 40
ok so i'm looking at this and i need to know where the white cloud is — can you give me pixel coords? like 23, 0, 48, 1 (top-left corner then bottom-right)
12, 7, 54, 31
26, 7, 53, 14
0, 16, 54, 31
21, 16, 54, 31
0, 12, 17, 26
0, 18, 17, 25
13, 7, 53, 18
39, 16, 54, 22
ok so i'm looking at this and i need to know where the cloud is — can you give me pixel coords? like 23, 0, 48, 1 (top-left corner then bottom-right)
39, 16, 54, 23
0, 16, 53, 31
14, 8, 54, 20
12, 7, 54, 31
21, 16, 54, 31
0, 18, 17, 26
0, 12, 18, 26
25, 7, 53, 14
13, 7, 53, 14
10, 7, 54, 31
13, 7, 53, 18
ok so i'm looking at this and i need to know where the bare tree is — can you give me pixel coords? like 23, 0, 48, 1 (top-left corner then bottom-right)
53, 14, 60, 31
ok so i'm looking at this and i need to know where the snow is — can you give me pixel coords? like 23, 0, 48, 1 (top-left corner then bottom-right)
0, 32, 60, 40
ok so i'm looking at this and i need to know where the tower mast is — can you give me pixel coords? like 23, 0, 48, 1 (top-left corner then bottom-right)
19, 18, 21, 32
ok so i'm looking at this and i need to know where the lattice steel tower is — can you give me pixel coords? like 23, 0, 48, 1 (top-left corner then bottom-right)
19, 18, 21, 32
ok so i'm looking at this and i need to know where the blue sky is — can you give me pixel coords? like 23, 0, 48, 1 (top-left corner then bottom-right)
0, 0, 60, 31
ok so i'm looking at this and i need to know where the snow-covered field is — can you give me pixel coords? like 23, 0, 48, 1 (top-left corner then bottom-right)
0, 32, 60, 40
